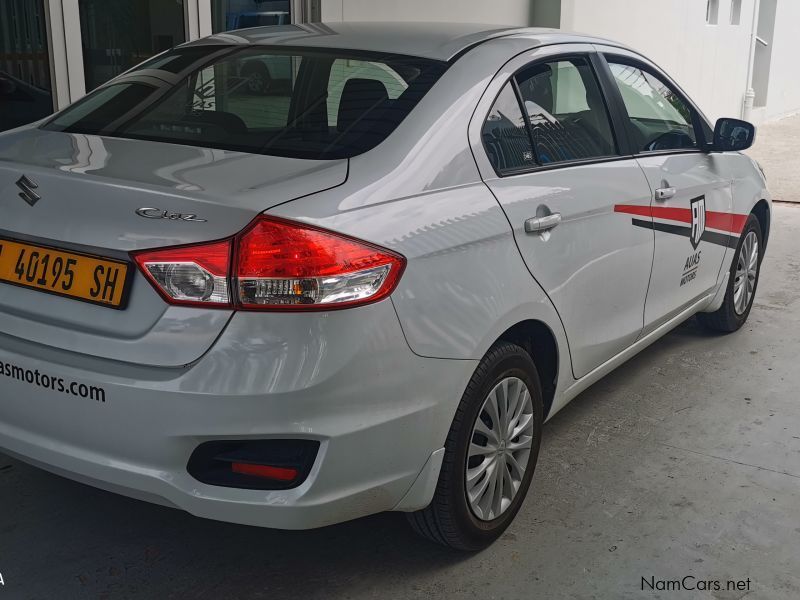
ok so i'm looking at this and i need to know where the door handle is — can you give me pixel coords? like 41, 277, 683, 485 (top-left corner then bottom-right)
655, 187, 677, 201
524, 213, 562, 234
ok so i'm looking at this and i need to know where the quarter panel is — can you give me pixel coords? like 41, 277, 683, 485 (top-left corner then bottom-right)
271, 183, 569, 365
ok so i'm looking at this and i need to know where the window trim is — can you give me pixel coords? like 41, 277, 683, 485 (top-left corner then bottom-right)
598, 52, 715, 159
482, 51, 626, 178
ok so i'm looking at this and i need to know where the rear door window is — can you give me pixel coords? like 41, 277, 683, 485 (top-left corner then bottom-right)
481, 83, 536, 174
515, 58, 617, 165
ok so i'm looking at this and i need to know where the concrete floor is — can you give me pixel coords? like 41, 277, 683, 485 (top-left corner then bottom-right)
2, 205, 800, 599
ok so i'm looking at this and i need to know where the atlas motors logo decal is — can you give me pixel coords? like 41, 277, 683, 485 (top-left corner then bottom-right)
690, 196, 707, 249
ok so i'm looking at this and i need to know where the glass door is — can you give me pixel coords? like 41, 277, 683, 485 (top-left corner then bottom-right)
78, 0, 187, 92
0, 0, 54, 132
211, 1, 292, 33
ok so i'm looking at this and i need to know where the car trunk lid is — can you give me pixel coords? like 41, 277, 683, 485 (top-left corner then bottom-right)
0, 129, 348, 367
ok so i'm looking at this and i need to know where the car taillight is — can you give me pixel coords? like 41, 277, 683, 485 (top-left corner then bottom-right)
132, 216, 405, 310
134, 240, 232, 307
236, 216, 405, 309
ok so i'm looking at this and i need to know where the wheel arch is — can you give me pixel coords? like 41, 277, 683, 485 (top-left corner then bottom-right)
751, 199, 771, 252
495, 320, 559, 419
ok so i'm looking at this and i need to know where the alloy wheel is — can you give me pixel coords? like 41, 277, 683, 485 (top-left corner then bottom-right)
734, 230, 759, 315
466, 377, 535, 521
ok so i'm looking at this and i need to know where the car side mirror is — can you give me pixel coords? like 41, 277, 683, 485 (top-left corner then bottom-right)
713, 118, 756, 152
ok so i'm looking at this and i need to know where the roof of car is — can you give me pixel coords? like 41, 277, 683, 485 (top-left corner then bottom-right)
184, 22, 621, 62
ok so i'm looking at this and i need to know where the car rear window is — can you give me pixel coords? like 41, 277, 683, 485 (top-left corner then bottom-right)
43, 45, 448, 160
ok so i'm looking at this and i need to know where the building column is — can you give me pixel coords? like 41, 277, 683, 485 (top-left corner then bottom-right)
44, 0, 86, 109
185, 0, 212, 41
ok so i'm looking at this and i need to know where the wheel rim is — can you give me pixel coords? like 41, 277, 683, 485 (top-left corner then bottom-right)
733, 230, 759, 315
466, 377, 534, 521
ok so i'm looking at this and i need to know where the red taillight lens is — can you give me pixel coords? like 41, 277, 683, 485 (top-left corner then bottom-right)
236, 217, 405, 310
133, 240, 232, 307
132, 217, 405, 310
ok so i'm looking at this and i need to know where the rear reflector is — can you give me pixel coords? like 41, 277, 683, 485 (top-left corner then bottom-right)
187, 439, 320, 490
132, 216, 405, 310
231, 462, 298, 482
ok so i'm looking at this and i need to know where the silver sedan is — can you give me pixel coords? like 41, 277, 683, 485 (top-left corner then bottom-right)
0, 23, 770, 550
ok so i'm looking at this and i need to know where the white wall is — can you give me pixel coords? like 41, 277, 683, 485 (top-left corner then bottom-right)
763, 0, 800, 120
319, 0, 800, 123
561, 0, 755, 122
321, 0, 530, 26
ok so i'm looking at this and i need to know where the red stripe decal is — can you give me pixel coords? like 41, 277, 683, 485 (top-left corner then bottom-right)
614, 205, 747, 234
613, 205, 652, 219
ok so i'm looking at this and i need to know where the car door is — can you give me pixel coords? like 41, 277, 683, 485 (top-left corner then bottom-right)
599, 49, 734, 333
471, 46, 655, 380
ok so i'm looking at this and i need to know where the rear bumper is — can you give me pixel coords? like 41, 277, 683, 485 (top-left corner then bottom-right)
0, 300, 475, 529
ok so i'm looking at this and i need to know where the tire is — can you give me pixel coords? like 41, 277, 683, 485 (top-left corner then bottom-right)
407, 342, 544, 551
698, 213, 763, 333
241, 62, 271, 96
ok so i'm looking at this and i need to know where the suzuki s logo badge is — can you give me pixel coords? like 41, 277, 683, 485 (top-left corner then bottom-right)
690, 195, 706, 250
135, 207, 207, 223
16, 175, 41, 206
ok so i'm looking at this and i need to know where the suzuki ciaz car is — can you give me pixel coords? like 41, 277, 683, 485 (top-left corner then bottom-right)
0, 23, 770, 550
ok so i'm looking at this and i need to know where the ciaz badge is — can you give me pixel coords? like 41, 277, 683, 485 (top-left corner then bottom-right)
135, 208, 207, 223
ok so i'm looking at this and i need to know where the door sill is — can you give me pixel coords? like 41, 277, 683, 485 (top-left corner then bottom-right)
548, 292, 715, 418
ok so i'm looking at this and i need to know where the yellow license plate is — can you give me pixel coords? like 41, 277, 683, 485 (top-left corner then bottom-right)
0, 237, 130, 309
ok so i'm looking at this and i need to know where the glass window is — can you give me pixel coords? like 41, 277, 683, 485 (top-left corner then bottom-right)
482, 83, 535, 173
608, 61, 698, 153
211, 1, 291, 33
730, 0, 743, 25
44, 47, 448, 160
327, 59, 408, 127
78, 0, 186, 92
706, 0, 720, 24
0, 0, 54, 132
516, 58, 617, 165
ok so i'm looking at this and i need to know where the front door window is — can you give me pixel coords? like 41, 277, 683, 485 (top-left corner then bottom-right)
607, 61, 698, 153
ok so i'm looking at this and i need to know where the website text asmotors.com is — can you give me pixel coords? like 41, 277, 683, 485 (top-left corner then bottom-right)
0, 359, 106, 403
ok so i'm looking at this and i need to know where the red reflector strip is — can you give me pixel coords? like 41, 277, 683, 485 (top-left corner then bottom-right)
231, 462, 298, 482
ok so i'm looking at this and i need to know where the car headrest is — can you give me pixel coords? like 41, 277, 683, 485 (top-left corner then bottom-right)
519, 64, 554, 116
337, 78, 389, 133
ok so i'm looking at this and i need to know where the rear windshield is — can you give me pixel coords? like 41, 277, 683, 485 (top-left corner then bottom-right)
43, 45, 448, 160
